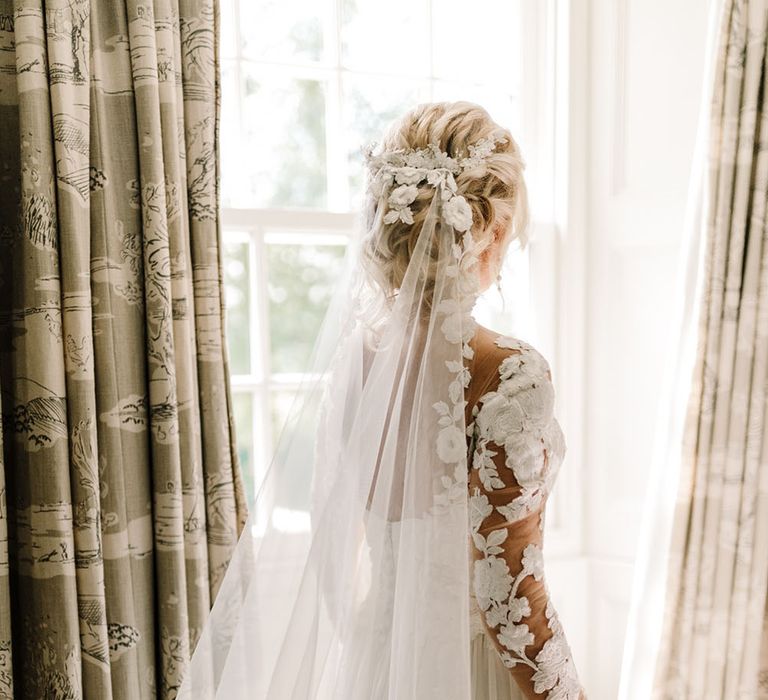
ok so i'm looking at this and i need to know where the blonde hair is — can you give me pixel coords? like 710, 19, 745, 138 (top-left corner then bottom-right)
361, 100, 530, 301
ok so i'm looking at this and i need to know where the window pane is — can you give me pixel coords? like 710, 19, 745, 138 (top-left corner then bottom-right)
341, 0, 429, 74
237, 67, 327, 208
239, 0, 325, 63
432, 0, 524, 89
269, 388, 316, 516
270, 388, 295, 446
270, 390, 306, 513
267, 239, 346, 373
343, 74, 428, 209
223, 235, 251, 375
232, 391, 255, 507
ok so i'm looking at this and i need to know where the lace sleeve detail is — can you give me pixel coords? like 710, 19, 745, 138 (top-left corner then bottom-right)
468, 339, 583, 699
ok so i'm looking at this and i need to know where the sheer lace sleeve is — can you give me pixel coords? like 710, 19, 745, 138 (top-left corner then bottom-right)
467, 339, 584, 699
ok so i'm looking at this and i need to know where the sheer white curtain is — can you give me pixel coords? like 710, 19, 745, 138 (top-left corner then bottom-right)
620, 0, 768, 696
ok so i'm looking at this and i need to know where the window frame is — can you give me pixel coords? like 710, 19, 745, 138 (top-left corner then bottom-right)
223, 207, 356, 496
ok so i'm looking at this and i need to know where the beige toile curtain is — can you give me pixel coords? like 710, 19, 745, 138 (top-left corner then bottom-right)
0, 1, 248, 698
622, 0, 768, 697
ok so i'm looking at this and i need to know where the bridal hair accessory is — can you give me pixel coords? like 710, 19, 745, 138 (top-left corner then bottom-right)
361, 129, 509, 232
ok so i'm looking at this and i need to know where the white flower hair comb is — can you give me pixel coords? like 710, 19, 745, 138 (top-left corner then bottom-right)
361, 129, 508, 233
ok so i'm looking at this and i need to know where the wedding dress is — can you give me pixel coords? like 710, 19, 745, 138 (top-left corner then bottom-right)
322, 325, 581, 700
180, 129, 583, 699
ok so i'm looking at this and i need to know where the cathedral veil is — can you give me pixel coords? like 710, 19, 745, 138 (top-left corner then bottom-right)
178, 129, 510, 699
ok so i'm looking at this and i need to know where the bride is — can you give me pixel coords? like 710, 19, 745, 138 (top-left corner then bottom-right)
180, 100, 586, 699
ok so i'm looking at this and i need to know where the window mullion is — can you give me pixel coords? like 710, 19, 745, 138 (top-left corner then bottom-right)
325, 0, 348, 212
251, 227, 273, 502
247, 227, 265, 382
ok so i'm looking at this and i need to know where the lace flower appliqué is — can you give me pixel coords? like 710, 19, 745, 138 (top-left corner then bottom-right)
430, 229, 480, 514
468, 339, 581, 698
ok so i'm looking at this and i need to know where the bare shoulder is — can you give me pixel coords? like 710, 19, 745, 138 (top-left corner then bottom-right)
465, 324, 555, 426
467, 324, 559, 430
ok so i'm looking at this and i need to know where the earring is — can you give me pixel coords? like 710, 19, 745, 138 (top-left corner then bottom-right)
495, 272, 503, 295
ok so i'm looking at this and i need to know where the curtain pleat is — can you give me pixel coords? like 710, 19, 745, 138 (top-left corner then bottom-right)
0, 1, 247, 698
652, 1, 768, 697
0, 409, 10, 696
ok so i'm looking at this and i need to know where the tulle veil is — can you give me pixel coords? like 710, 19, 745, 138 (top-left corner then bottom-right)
178, 128, 510, 699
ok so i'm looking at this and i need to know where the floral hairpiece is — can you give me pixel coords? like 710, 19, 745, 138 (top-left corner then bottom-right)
361, 129, 508, 233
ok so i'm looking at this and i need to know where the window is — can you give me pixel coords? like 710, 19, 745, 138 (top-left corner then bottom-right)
220, 0, 557, 513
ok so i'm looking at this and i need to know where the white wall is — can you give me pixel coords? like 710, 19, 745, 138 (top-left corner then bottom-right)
552, 0, 714, 697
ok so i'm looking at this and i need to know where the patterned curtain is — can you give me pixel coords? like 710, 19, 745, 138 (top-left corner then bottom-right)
0, 1, 248, 699
649, 0, 768, 696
